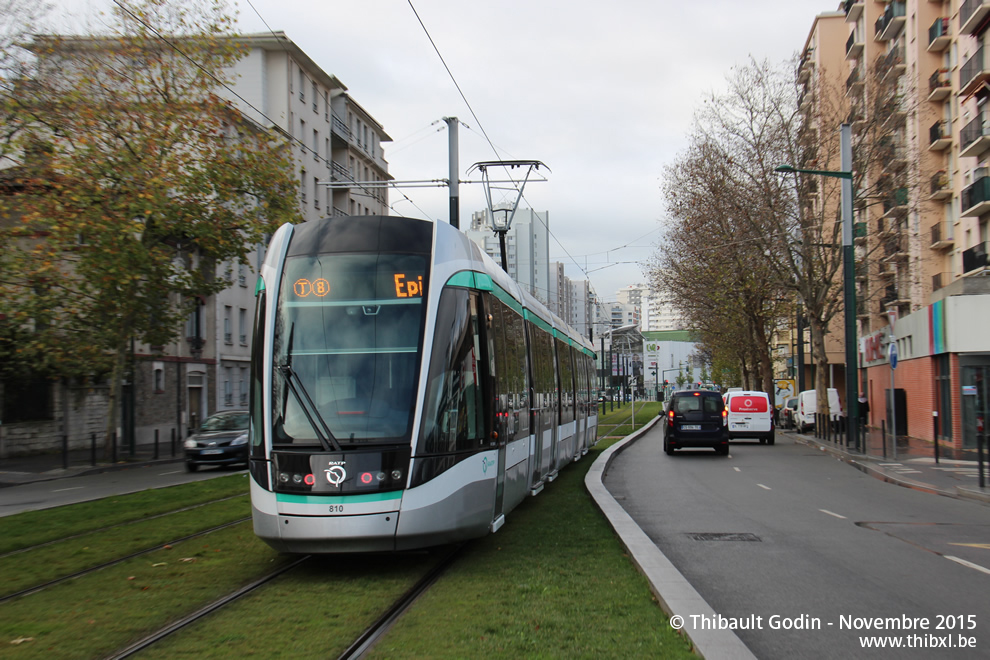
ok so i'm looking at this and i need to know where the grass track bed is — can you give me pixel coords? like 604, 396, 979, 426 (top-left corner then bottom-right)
0, 475, 250, 553
133, 551, 450, 659
0, 522, 292, 660
0, 496, 251, 599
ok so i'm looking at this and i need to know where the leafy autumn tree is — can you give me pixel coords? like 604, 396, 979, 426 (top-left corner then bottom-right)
651, 137, 789, 397
0, 0, 302, 455
655, 57, 905, 419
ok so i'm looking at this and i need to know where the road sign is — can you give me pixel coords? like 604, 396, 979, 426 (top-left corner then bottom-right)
889, 341, 898, 370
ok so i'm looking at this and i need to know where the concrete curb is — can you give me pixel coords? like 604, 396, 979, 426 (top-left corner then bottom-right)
586, 418, 757, 660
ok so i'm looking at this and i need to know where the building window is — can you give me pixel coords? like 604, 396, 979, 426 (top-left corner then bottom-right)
239, 308, 247, 344
300, 119, 306, 154
153, 361, 165, 393
301, 168, 306, 204
239, 367, 248, 406
224, 369, 233, 406
312, 81, 317, 112
224, 306, 232, 344
238, 264, 246, 287
299, 70, 305, 101
324, 90, 329, 120
314, 176, 320, 208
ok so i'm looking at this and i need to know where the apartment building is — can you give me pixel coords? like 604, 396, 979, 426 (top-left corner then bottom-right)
463, 205, 551, 302
0, 32, 393, 456
801, 1, 990, 452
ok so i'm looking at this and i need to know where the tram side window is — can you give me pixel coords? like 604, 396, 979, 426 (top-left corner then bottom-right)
529, 323, 555, 412
556, 338, 575, 424
249, 290, 266, 459
420, 288, 487, 454
489, 296, 529, 440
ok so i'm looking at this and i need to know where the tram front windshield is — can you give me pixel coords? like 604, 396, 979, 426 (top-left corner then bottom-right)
272, 253, 428, 447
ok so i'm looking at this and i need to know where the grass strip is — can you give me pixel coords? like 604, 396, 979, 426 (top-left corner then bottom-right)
0, 474, 249, 553
0, 522, 292, 660
368, 432, 693, 658
0, 496, 251, 598
133, 550, 451, 659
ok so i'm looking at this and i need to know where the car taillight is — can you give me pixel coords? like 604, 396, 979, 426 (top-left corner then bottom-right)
722, 409, 728, 426
668, 410, 675, 425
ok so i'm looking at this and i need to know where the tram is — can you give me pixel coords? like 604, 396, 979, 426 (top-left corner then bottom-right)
248, 215, 599, 553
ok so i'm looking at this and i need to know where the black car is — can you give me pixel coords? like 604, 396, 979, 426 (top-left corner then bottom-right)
663, 390, 729, 455
183, 410, 250, 472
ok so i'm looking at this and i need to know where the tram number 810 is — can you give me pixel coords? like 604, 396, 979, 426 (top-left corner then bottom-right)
328, 505, 344, 513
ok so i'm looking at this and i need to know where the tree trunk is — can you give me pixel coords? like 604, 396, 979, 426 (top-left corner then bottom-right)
808, 317, 832, 419
103, 340, 128, 460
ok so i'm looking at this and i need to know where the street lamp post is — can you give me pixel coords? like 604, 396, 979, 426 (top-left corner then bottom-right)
775, 123, 859, 452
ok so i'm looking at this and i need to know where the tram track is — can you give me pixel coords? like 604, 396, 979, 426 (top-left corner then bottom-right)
105, 554, 313, 660
0, 493, 249, 559
338, 543, 465, 660
0, 516, 252, 604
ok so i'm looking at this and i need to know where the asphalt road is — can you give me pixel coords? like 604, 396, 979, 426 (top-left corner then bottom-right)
605, 428, 990, 659
0, 464, 247, 517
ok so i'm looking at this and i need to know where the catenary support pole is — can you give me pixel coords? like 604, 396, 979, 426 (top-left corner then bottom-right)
840, 124, 860, 453
444, 117, 459, 229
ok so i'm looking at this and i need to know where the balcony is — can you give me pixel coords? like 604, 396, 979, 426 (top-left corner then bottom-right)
846, 66, 863, 95
960, 46, 990, 97
882, 187, 909, 217
932, 272, 953, 292
928, 17, 952, 52
844, 0, 864, 23
875, 2, 906, 41
878, 139, 908, 172
960, 1, 990, 36
928, 68, 952, 101
930, 222, 954, 250
846, 31, 864, 60
929, 170, 952, 200
882, 236, 909, 262
929, 120, 951, 150
962, 176, 990, 217
854, 221, 868, 245
880, 46, 906, 81
963, 242, 988, 272
798, 48, 814, 83
960, 113, 990, 159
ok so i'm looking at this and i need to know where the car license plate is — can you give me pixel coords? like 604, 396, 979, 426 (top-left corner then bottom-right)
202, 449, 224, 455
681, 424, 701, 431
733, 422, 749, 429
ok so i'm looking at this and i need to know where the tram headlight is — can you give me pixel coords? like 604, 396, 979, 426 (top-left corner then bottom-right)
231, 433, 248, 446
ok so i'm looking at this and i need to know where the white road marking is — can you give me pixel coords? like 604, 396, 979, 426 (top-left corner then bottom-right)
757, 484, 772, 490
734, 467, 741, 472
52, 486, 84, 493
945, 555, 990, 576
878, 463, 902, 467
159, 470, 184, 475
819, 509, 847, 519
895, 469, 923, 474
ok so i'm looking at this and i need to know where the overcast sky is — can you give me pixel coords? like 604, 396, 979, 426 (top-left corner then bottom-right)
55, 0, 834, 305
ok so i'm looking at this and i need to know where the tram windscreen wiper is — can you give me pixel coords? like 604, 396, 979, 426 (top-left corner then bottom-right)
277, 324, 342, 452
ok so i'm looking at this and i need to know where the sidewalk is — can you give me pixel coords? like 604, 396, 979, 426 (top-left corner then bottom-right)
0, 440, 184, 488
790, 426, 990, 506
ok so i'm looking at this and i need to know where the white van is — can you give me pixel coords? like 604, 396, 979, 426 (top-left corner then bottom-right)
795, 388, 842, 433
724, 390, 774, 445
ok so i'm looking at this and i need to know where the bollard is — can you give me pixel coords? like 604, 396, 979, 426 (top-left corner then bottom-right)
112, 431, 117, 463
91, 432, 97, 466
62, 434, 69, 470
932, 411, 939, 465
979, 431, 986, 489
154, 429, 160, 460
881, 419, 887, 460
171, 428, 176, 457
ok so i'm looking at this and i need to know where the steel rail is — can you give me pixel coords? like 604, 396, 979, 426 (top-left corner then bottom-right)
105, 555, 312, 660
0, 516, 252, 604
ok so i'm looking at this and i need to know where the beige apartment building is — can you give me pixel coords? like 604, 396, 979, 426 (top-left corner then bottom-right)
794, 1, 990, 452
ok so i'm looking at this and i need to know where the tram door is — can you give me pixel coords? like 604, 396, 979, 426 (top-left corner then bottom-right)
528, 323, 556, 490
961, 365, 990, 450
